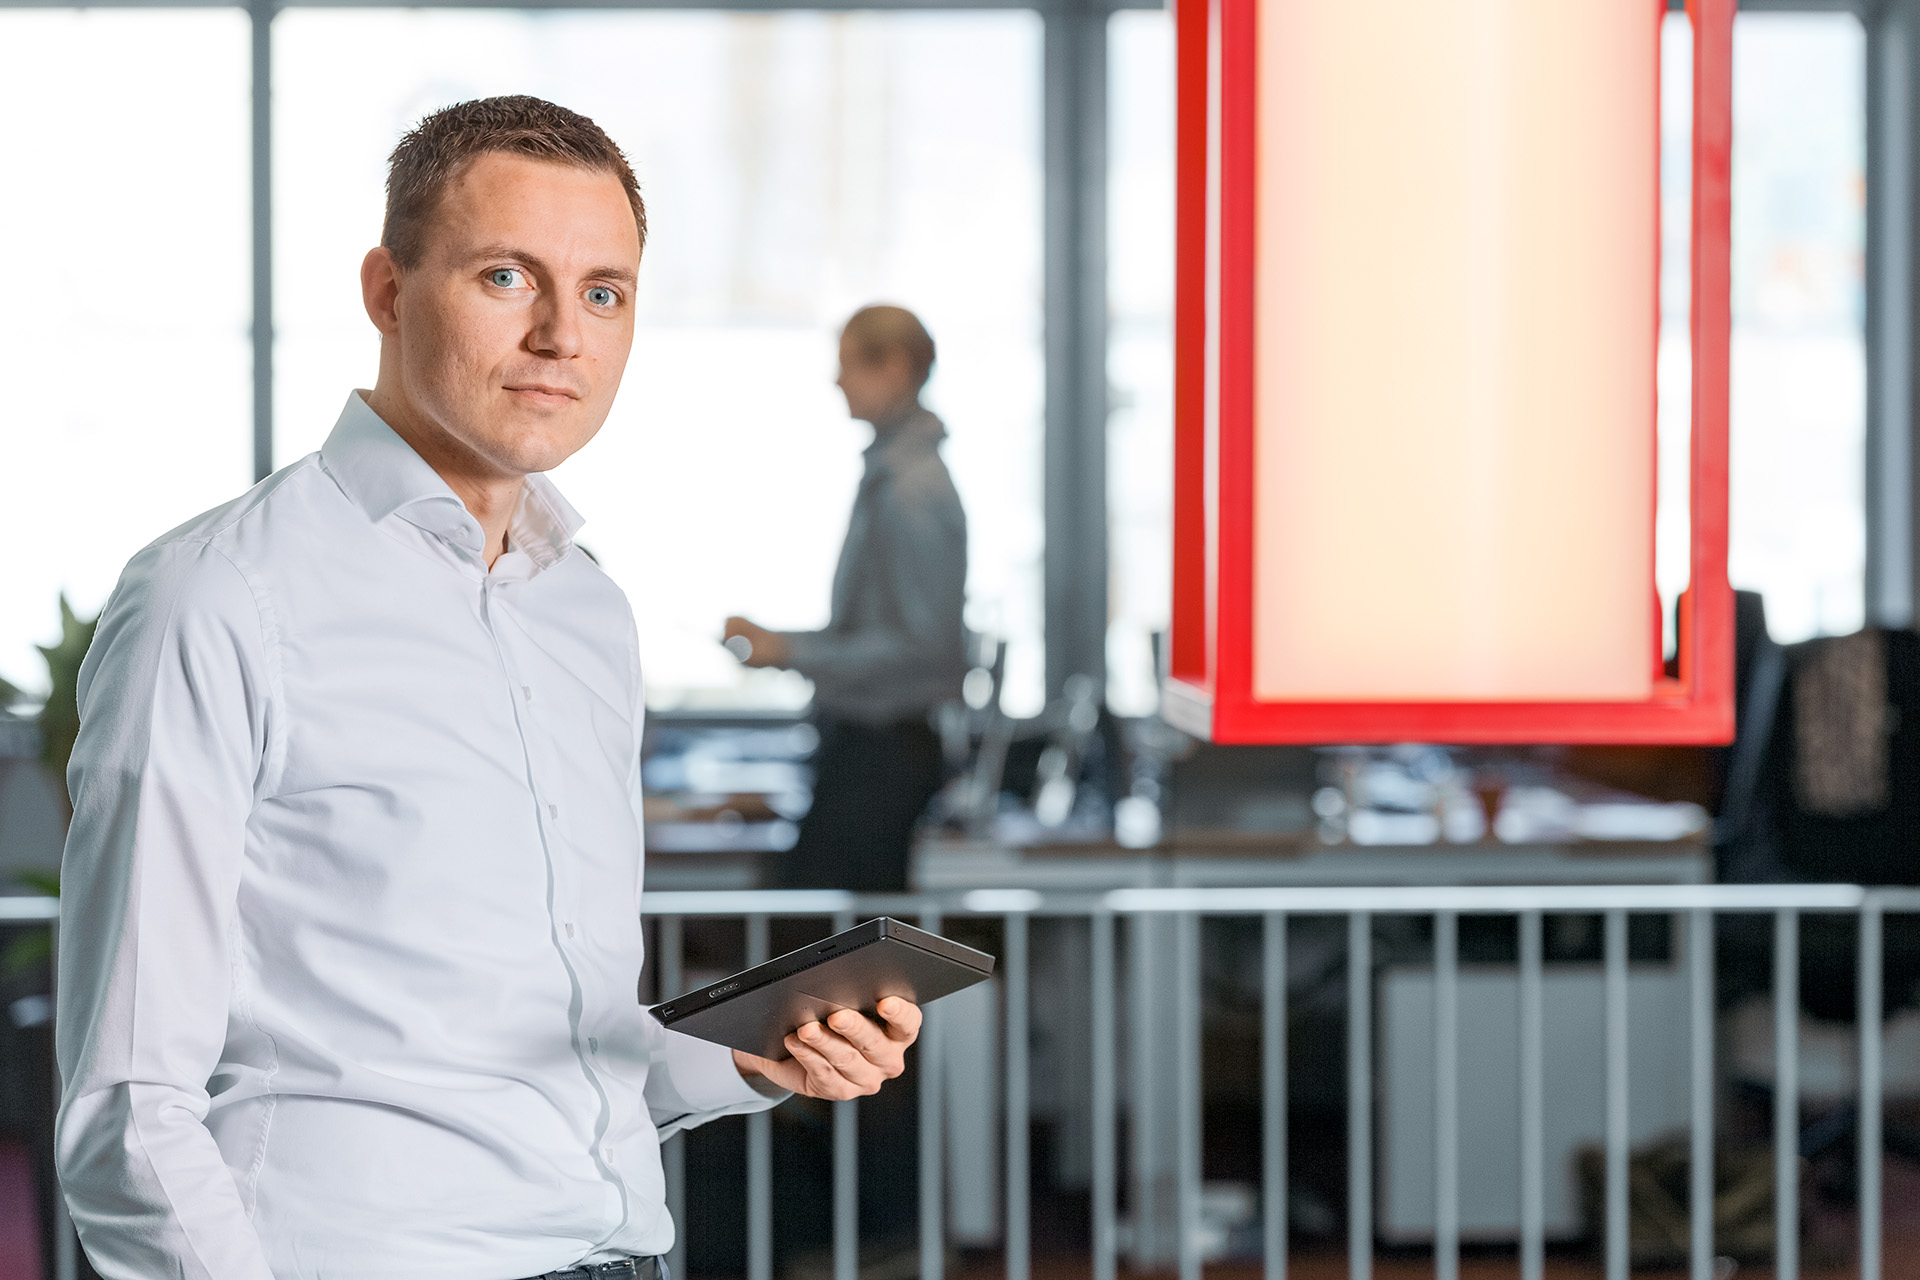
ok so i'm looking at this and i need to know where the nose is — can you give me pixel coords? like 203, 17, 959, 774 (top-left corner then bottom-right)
527, 290, 584, 361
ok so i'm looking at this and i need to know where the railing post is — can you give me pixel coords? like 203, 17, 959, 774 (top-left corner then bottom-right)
50, 913, 74, 1280
1262, 912, 1287, 1280
1518, 909, 1544, 1280
1005, 911, 1030, 1280
1091, 910, 1118, 1280
1774, 908, 1799, 1280
1604, 910, 1628, 1280
919, 907, 946, 1280
834, 909, 858, 1280
1347, 912, 1372, 1280
1176, 911, 1202, 1280
1128, 913, 1165, 1268
660, 915, 686, 1280
1688, 910, 1715, 1280
1861, 899, 1884, 1280
746, 914, 773, 1280
1433, 911, 1458, 1280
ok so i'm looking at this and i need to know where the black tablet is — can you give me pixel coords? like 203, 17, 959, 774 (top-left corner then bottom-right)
648, 917, 996, 1060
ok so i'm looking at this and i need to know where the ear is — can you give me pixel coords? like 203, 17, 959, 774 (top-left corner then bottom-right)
361, 246, 403, 336
888, 352, 922, 395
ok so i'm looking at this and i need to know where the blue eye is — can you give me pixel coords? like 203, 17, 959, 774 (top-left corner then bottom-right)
489, 268, 525, 288
586, 286, 617, 307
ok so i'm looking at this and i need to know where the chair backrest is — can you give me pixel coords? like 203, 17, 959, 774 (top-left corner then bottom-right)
1772, 627, 1920, 887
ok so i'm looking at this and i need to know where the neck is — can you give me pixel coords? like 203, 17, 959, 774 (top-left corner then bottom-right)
365, 386, 521, 568
869, 399, 921, 435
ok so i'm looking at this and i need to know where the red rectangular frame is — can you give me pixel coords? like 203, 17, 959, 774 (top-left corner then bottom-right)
1165, 0, 1735, 745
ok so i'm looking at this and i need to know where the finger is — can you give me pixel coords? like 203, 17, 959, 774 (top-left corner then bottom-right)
875, 997, 922, 1043
798, 1023, 890, 1093
823, 1011, 906, 1078
825, 1009, 889, 1056
785, 1028, 873, 1098
799, 1019, 883, 1081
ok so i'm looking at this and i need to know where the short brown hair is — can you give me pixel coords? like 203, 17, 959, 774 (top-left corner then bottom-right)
842, 305, 936, 388
382, 95, 647, 269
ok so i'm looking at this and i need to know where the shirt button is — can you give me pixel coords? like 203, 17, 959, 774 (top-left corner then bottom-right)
549, 803, 559, 819
565, 922, 575, 938
589, 1037, 600, 1054
522, 685, 533, 702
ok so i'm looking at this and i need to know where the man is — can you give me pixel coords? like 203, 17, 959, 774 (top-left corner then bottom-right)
725, 307, 968, 893
56, 96, 919, 1280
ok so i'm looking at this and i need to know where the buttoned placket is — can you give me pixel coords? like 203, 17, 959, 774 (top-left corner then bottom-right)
475, 555, 632, 1212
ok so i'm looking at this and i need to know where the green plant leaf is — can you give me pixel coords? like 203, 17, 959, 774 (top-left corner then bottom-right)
2, 932, 49, 976
37, 594, 97, 790
16, 871, 58, 899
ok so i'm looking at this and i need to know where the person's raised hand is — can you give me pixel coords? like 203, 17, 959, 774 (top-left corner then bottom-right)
732, 997, 921, 1100
721, 616, 792, 669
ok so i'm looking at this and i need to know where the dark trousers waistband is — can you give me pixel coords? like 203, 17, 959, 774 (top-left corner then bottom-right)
520, 1254, 668, 1280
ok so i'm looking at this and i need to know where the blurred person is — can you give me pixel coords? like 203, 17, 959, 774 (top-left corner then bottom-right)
56, 96, 920, 1280
725, 306, 968, 892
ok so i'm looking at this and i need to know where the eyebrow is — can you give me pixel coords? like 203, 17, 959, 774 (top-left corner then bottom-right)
462, 244, 638, 286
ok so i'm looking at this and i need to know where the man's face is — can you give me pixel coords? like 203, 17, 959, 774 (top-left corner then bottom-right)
835, 336, 919, 425
368, 152, 641, 476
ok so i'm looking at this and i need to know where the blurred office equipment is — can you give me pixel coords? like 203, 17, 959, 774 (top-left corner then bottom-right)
1380, 957, 1692, 1241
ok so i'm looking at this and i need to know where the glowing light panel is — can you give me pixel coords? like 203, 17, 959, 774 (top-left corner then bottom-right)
1250, 0, 1658, 701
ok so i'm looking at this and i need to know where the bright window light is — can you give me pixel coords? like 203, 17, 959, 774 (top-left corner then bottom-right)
1107, 11, 1175, 718
0, 10, 251, 693
1726, 14, 1866, 644
273, 9, 1046, 715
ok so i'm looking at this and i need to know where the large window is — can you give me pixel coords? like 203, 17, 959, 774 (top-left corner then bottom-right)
1106, 10, 1174, 718
0, 10, 251, 691
273, 9, 1046, 713
0, 3, 1872, 712
1726, 14, 1867, 642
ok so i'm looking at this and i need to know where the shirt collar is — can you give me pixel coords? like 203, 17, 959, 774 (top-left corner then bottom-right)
319, 390, 585, 568
863, 405, 946, 475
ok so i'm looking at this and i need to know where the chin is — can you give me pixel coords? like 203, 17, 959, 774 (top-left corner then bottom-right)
489, 414, 603, 474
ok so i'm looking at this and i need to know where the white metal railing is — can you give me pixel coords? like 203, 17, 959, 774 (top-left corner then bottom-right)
16, 884, 1920, 1280
646, 884, 1920, 1280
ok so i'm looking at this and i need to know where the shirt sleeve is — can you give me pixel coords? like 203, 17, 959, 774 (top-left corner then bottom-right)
624, 627, 787, 1137
642, 1031, 787, 1138
782, 473, 966, 695
55, 539, 278, 1280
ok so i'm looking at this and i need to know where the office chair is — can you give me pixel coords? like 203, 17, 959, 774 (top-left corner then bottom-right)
1714, 603, 1920, 1187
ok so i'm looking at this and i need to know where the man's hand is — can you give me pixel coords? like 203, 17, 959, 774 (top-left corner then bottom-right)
732, 997, 921, 1100
722, 617, 793, 669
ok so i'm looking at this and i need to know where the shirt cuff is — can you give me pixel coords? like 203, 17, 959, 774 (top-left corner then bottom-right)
662, 1031, 789, 1113
781, 630, 823, 675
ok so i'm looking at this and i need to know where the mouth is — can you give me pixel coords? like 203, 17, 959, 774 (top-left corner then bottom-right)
503, 383, 582, 406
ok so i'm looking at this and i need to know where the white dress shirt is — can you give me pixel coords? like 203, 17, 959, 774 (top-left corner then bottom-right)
56, 392, 779, 1280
